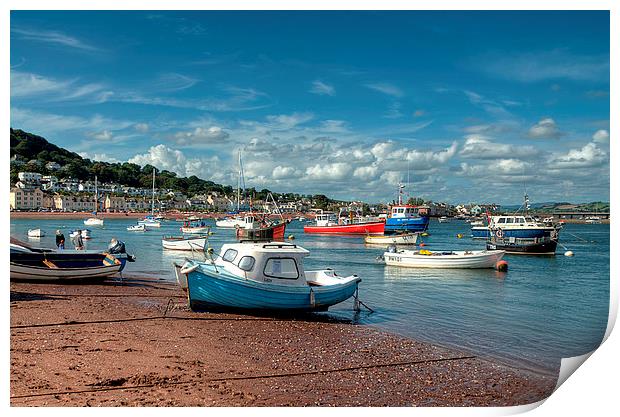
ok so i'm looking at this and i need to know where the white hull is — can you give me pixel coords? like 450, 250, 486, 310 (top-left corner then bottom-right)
365, 233, 418, 245
384, 249, 504, 269
127, 224, 147, 231
138, 220, 161, 228
173, 262, 188, 290
215, 218, 245, 228
70, 230, 91, 239
84, 218, 104, 226
27, 229, 45, 238
180, 227, 210, 234
162, 237, 208, 251
10, 263, 122, 281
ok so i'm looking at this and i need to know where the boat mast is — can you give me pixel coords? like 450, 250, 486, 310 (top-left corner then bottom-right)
94, 175, 98, 214
151, 168, 155, 216
236, 151, 241, 212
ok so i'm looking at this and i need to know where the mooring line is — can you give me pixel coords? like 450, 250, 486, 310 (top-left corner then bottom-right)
10, 355, 477, 400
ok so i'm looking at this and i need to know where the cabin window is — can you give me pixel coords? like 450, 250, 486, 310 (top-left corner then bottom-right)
238, 256, 255, 271
222, 249, 238, 262
497, 218, 506, 224
263, 258, 299, 280
398, 208, 405, 214
517, 217, 525, 223
506, 218, 514, 224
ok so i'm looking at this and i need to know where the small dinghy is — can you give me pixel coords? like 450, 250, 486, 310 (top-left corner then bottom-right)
27, 229, 45, 238
177, 241, 361, 312
127, 223, 147, 231
180, 218, 210, 234
162, 235, 208, 251
365, 232, 418, 245
383, 247, 505, 269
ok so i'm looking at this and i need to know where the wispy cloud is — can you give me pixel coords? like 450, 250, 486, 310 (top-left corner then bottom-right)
12, 27, 100, 52
309, 80, 335, 96
11, 71, 105, 102
364, 82, 404, 98
474, 49, 609, 83
153, 73, 200, 92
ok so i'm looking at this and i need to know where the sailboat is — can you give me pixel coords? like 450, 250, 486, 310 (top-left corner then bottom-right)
216, 151, 247, 228
138, 168, 161, 228
84, 176, 104, 226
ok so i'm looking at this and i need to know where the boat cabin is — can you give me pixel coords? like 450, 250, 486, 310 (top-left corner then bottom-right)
389, 205, 428, 219
315, 212, 338, 227
214, 242, 311, 286
489, 215, 541, 228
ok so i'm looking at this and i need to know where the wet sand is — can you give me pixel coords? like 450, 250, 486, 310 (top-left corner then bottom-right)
10, 275, 557, 407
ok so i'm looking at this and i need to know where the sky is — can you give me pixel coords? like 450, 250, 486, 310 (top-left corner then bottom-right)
10, 10, 610, 205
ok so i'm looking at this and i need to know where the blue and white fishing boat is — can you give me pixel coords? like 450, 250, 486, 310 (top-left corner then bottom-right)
471, 194, 561, 239
178, 241, 361, 312
384, 183, 429, 234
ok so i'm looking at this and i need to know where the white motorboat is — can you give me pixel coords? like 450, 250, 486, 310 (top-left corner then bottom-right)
162, 235, 208, 251
138, 217, 161, 228
27, 229, 46, 238
70, 229, 91, 239
383, 247, 505, 269
215, 216, 245, 228
84, 217, 104, 226
364, 232, 419, 245
438, 216, 449, 223
127, 224, 147, 231
180, 218, 211, 234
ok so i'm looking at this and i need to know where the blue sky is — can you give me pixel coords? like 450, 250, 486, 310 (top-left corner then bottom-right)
10, 10, 610, 204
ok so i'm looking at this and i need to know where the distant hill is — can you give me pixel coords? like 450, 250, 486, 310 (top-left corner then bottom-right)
501, 201, 609, 213
8, 128, 314, 203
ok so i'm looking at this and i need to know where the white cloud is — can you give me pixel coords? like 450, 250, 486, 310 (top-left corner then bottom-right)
592, 129, 609, 143
91, 130, 113, 141
265, 112, 314, 130
12, 27, 99, 52
78, 152, 121, 163
309, 80, 335, 96
528, 118, 562, 139
11, 71, 103, 101
134, 123, 149, 133
549, 142, 608, 169
365, 82, 404, 98
319, 120, 348, 133
306, 163, 353, 180
459, 135, 538, 159
128, 144, 218, 178
173, 126, 230, 145
272, 166, 300, 180
353, 165, 380, 181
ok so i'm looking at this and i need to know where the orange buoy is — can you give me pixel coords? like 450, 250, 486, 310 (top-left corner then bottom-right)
495, 260, 508, 271
419, 243, 426, 247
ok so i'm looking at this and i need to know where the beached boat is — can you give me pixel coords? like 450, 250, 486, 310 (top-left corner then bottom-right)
70, 229, 92, 239
364, 232, 419, 245
27, 229, 45, 238
382, 247, 505, 268
304, 210, 385, 234
127, 223, 147, 231
179, 242, 361, 312
180, 218, 210, 234
173, 261, 188, 290
486, 235, 558, 255
162, 235, 208, 251
384, 183, 430, 233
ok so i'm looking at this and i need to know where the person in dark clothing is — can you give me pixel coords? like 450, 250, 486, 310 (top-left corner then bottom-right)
72, 230, 84, 250
55, 230, 65, 250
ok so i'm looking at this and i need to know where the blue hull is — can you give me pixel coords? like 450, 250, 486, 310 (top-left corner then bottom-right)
471, 227, 556, 239
384, 216, 429, 233
187, 265, 360, 312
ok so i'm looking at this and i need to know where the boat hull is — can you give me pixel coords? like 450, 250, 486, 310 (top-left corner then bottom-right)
84, 218, 104, 226
384, 216, 429, 233
304, 221, 385, 234
384, 250, 504, 268
472, 226, 558, 239
236, 222, 287, 240
365, 233, 419, 245
486, 238, 558, 255
186, 264, 360, 312
162, 237, 208, 251
10, 252, 123, 281
180, 227, 210, 234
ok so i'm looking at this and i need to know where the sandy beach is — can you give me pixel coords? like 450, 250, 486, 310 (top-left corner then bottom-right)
10, 274, 557, 407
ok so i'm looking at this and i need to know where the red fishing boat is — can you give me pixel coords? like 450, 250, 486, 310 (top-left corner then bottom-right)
303, 210, 385, 234
235, 214, 287, 240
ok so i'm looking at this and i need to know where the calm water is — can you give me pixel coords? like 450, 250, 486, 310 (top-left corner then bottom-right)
10, 218, 609, 374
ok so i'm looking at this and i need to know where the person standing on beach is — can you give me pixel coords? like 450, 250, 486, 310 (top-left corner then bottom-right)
55, 230, 65, 250
71, 230, 84, 250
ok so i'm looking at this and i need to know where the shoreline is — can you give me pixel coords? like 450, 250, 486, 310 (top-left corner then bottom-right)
10, 274, 557, 406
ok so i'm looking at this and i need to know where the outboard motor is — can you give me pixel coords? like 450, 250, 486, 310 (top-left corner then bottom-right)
387, 244, 397, 253
108, 239, 136, 262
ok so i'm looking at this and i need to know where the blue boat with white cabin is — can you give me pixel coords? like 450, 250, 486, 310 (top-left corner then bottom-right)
384, 183, 430, 234
180, 241, 362, 312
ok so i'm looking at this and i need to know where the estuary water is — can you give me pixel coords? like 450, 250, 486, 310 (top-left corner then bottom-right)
10, 217, 610, 375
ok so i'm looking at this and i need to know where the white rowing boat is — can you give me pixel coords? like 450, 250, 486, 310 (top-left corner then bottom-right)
365, 232, 418, 245
383, 248, 505, 269
162, 235, 208, 251
27, 229, 46, 238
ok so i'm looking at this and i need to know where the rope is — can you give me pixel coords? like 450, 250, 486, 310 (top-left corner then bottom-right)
10, 355, 477, 400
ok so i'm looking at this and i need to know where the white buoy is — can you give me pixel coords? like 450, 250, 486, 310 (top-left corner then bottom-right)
564, 250, 574, 257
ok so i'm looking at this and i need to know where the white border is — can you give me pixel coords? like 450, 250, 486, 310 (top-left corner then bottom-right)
3, 2, 616, 416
